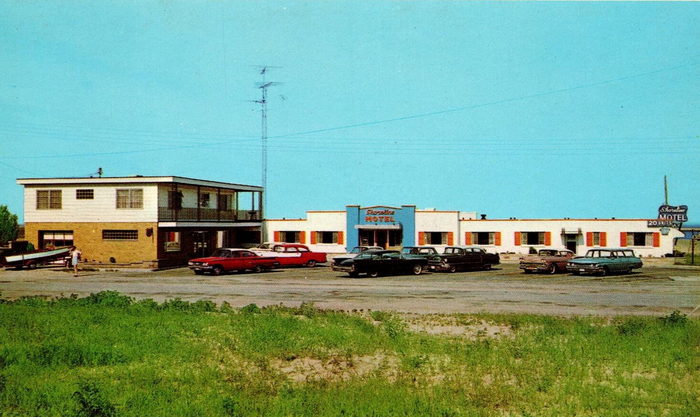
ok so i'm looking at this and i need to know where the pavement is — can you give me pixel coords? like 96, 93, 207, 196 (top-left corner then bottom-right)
1, 263, 699, 317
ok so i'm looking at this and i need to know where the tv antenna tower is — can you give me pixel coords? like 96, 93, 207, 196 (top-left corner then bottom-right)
254, 66, 280, 221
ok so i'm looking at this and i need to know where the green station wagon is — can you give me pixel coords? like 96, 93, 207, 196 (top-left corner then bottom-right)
566, 248, 643, 276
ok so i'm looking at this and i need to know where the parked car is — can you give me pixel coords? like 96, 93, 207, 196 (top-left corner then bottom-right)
188, 248, 279, 275
430, 246, 500, 272
400, 246, 440, 259
332, 250, 428, 278
252, 243, 327, 267
331, 246, 383, 268
519, 249, 575, 274
566, 248, 643, 276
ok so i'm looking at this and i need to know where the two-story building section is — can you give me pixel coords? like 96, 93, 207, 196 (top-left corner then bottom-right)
17, 176, 263, 268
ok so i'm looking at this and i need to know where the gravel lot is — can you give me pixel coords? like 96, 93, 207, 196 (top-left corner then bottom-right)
1, 263, 699, 316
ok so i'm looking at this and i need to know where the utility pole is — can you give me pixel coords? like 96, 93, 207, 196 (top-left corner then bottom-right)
254, 66, 279, 243
664, 175, 669, 205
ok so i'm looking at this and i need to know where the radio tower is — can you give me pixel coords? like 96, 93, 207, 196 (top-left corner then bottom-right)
255, 66, 279, 238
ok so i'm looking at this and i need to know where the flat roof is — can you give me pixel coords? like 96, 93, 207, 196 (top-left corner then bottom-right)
17, 176, 263, 191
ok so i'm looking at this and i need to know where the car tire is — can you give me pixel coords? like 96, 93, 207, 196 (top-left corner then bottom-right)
448, 265, 457, 273
253, 265, 263, 273
212, 266, 223, 276
600, 267, 609, 277
369, 270, 380, 278
548, 264, 557, 274
306, 260, 317, 268
348, 272, 359, 278
194, 270, 204, 275
412, 264, 423, 275
483, 264, 492, 271
523, 269, 532, 274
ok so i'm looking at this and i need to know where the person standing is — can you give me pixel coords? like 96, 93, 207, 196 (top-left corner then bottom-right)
69, 246, 81, 277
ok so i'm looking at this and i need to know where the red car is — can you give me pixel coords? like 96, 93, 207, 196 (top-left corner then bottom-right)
253, 243, 326, 267
188, 248, 279, 275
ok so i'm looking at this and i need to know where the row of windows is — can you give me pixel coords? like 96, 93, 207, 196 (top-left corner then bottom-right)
167, 191, 235, 210
36, 189, 240, 211
272, 231, 347, 245
37, 189, 144, 210
272, 230, 661, 248
39, 230, 138, 249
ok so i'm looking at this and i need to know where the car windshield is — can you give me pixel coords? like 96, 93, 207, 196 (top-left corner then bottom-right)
401, 248, 415, 254
350, 247, 362, 254
539, 250, 557, 256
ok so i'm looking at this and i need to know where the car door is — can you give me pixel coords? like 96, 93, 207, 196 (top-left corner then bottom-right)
464, 249, 481, 268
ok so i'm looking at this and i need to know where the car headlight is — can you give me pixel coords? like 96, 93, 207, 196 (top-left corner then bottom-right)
188, 261, 194, 266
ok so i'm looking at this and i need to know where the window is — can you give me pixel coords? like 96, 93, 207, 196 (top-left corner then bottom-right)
168, 191, 182, 209
164, 231, 180, 252
280, 231, 301, 243
102, 230, 138, 240
473, 232, 495, 245
426, 232, 447, 245
36, 190, 62, 209
627, 232, 652, 247
116, 189, 143, 209
76, 189, 94, 200
522, 232, 545, 245
40, 231, 73, 249
314, 231, 342, 244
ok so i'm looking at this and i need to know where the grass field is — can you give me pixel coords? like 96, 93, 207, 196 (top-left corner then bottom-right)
0, 291, 698, 416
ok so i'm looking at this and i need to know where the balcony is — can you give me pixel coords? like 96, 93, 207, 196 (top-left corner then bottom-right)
158, 207, 261, 222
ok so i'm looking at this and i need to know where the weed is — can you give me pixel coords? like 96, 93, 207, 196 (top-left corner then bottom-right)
298, 301, 318, 318
240, 303, 261, 314
72, 380, 116, 417
659, 310, 688, 326
191, 299, 217, 313
616, 317, 648, 335
83, 291, 133, 308
402, 354, 428, 370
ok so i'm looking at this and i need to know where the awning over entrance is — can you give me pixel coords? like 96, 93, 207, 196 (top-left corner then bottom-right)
355, 224, 401, 230
561, 228, 582, 234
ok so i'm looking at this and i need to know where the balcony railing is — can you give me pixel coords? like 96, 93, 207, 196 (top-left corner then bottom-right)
158, 207, 261, 222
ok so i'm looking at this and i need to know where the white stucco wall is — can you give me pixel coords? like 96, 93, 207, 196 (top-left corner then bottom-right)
460, 219, 682, 257
264, 210, 681, 257
23, 184, 158, 223
265, 211, 347, 252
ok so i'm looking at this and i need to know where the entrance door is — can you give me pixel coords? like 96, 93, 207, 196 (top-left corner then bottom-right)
565, 234, 578, 253
192, 231, 210, 257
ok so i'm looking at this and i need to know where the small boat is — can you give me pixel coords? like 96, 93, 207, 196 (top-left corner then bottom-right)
1, 247, 71, 269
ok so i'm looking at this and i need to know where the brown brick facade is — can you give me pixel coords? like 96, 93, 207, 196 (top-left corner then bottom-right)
25, 222, 158, 267
24, 222, 262, 269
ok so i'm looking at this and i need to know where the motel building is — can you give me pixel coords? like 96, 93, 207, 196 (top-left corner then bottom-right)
265, 205, 683, 257
17, 176, 263, 268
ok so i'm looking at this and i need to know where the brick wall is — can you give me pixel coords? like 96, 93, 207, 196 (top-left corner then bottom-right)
24, 222, 158, 265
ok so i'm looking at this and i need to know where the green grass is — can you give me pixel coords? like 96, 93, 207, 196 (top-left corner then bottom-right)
0, 291, 698, 416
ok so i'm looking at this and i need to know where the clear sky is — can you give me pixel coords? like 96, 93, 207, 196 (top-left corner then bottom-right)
1, 1, 698, 224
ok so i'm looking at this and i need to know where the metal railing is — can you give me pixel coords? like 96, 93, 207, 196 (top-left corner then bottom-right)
158, 207, 260, 222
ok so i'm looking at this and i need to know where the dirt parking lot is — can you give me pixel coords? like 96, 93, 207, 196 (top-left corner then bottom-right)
1, 263, 698, 316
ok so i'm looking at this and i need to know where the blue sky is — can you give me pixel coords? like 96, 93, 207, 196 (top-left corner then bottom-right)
1, 1, 698, 223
